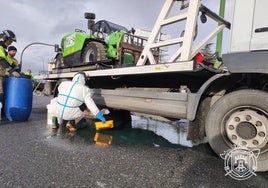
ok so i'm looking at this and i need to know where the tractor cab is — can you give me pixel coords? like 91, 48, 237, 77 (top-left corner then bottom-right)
91, 20, 128, 35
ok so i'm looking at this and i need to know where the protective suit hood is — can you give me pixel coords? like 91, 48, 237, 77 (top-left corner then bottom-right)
72, 73, 86, 85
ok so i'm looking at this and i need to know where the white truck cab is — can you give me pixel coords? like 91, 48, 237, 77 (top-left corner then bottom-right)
230, 0, 268, 52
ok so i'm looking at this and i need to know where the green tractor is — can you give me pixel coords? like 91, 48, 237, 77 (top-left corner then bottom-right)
54, 12, 159, 69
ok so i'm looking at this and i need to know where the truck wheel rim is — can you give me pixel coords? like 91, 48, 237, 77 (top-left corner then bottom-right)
86, 49, 95, 62
223, 107, 268, 153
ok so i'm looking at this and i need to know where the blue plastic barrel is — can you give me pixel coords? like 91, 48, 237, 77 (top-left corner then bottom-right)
4, 76, 33, 121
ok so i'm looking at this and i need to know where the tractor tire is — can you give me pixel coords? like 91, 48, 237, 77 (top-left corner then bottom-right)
81, 41, 106, 63
205, 89, 268, 172
55, 53, 64, 68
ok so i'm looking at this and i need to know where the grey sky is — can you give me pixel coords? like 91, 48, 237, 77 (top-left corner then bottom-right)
1, 0, 233, 75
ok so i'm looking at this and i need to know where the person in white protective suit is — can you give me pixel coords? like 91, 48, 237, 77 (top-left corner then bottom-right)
47, 72, 106, 132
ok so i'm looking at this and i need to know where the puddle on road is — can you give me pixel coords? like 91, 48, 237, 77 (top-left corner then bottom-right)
131, 116, 195, 147
46, 115, 198, 149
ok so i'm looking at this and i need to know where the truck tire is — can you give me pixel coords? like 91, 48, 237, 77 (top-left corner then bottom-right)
43, 81, 52, 96
81, 41, 106, 63
205, 89, 268, 171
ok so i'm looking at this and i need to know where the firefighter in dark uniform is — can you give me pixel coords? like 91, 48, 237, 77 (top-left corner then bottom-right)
0, 30, 18, 103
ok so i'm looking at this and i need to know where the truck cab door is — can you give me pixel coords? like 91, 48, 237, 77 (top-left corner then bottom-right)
250, 0, 268, 51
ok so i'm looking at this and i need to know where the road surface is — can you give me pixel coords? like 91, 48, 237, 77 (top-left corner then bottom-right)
0, 96, 267, 187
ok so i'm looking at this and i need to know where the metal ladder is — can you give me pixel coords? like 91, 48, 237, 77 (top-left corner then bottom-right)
136, 0, 229, 66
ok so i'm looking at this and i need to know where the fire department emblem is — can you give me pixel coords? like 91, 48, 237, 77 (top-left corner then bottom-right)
220, 145, 260, 180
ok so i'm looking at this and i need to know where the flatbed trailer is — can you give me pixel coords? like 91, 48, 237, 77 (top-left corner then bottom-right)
36, 0, 268, 172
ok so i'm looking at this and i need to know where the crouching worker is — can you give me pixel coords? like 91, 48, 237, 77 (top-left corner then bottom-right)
47, 72, 106, 132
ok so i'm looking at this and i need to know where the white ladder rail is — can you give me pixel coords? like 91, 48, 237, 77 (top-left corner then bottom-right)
136, 0, 201, 66
136, 0, 228, 66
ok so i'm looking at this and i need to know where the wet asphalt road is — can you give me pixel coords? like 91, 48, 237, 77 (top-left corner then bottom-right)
0, 96, 267, 187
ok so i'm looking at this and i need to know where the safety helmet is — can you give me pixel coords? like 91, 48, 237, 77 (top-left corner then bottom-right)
72, 71, 87, 85
2, 30, 16, 42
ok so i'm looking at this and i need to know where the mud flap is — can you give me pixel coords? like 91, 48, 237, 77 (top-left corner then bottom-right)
187, 97, 211, 142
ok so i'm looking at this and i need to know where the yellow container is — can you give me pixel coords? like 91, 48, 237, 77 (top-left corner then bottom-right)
95, 120, 114, 130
